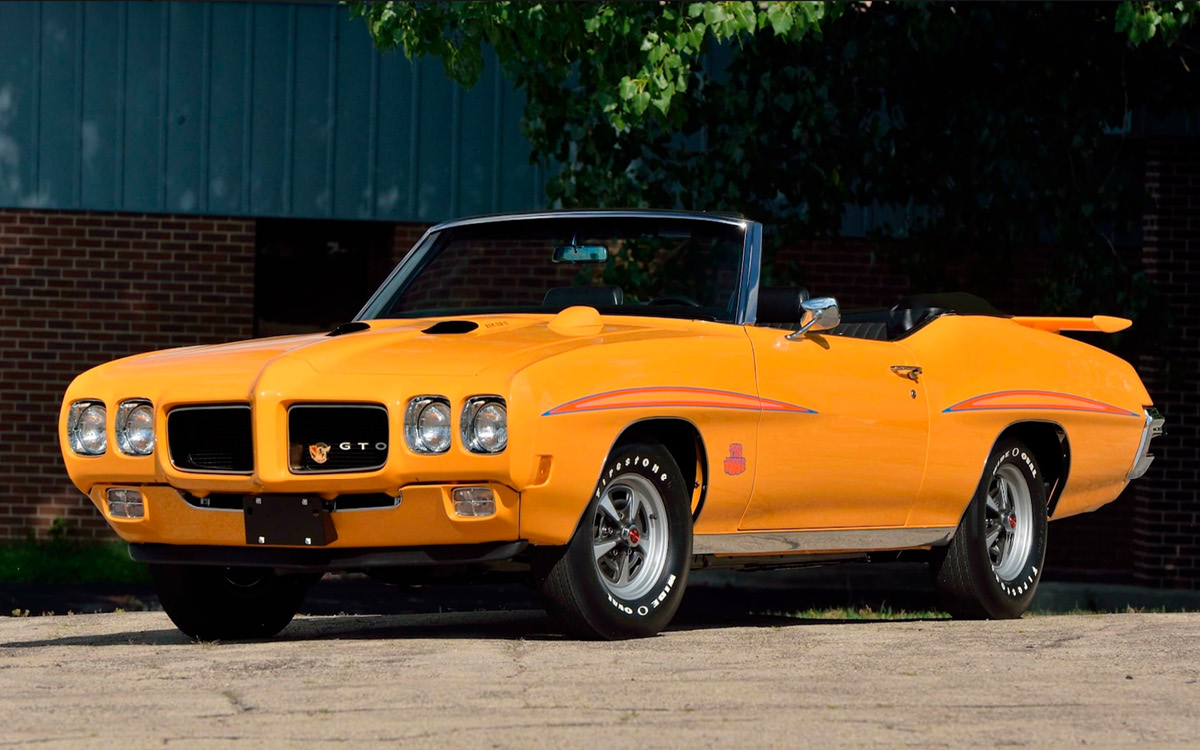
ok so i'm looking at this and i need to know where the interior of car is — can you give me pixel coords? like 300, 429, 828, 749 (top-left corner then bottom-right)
755, 288, 1003, 341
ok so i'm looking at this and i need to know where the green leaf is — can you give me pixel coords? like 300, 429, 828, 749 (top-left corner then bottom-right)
632, 90, 651, 115
769, 7, 794, 36
618, 76, 638, 101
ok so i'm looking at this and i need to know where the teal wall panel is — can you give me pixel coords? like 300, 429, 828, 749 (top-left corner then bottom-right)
207, 2, 250, 215
374, 50, 416, 219
248, 2, 289, 217
37, 2, 81, 207
0, 0, 545, 221
332, 9, 373, 220
416, 58, 454, 220
165, 0, 205, 213
0, 3, 38, 206
80, 2, 123, 210
291, 2, 335, 216
122, 2, 165, 211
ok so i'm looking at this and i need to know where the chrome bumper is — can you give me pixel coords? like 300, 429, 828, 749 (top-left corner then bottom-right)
1127, 406, 1165, 480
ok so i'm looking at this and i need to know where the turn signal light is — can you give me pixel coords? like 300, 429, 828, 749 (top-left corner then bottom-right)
451, 487, 495, 517
106, 488, 144, 519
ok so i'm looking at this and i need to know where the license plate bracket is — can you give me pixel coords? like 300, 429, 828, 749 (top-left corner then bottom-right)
243, 495, 336, 547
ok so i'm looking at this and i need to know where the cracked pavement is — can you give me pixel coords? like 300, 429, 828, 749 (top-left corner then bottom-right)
1, 609, 1198, 748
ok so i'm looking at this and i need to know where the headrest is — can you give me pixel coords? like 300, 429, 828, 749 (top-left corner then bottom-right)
543, 285, 625, 308
756, 286, 810, 324
886, 297, 946, 339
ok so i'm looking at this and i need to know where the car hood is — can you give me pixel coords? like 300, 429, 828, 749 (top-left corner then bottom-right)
106, 311, 713, 383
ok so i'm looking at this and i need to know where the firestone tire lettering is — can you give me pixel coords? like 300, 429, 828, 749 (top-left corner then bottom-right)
536, 440, 692, 639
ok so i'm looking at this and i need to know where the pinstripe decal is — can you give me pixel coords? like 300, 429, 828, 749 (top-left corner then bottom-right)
543, 387, 816, 416
943, 390, 1138, 417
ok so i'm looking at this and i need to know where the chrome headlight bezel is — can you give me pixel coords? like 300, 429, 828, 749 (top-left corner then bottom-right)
461, 396, 508, 454
116, 399, 156, 456
67, 400, 107, 456
404, 396, 452, 454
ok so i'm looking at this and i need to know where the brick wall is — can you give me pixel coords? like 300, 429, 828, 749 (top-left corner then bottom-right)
0, 209, 255, 540
392, 223, 430, 265
772, 239, 910, 309
1133, 139, 1200, 589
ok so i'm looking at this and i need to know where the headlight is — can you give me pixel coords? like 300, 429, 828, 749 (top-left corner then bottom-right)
405, 396, 452, 454
116, 400, 155, 456
461, 397, 507, 454
67, 401, 107, 456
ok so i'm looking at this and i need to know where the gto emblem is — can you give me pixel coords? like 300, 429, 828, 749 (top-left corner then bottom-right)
308, 441, 387, 464
308, 442, 331, 464
337, 441, 388, 451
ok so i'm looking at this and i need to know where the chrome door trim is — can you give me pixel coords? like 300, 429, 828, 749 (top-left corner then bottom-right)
734, 221, 763, 325
692, 526, 957, 555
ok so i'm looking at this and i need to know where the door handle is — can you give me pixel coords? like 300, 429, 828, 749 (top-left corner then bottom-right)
890, 365, 922, 382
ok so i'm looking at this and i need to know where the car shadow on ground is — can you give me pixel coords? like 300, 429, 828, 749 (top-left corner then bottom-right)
1, 575, 949, 648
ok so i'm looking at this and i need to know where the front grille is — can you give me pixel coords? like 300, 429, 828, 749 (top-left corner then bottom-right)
288, 404, 389, 473
167, 405, 253, 474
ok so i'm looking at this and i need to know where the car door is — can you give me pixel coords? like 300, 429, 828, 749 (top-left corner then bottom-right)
739, 325, 930, 530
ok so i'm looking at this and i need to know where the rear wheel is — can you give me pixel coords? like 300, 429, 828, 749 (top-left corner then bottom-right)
151, 563, 312, 640
932, 438, 1048, 619
536, 440, 692, 639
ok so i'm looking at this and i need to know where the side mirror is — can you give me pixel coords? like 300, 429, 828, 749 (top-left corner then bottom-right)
786, 297, 840, 340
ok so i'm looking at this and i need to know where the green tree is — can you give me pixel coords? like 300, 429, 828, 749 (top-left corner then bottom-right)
349, 1, 1199, 347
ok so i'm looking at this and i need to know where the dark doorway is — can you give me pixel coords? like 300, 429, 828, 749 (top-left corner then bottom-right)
254, 219, 395, 336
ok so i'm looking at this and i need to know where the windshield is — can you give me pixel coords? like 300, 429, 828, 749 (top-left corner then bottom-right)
361, 216, 746, 323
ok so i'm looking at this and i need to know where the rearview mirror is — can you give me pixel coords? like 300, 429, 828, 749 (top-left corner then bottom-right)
786, 297, 840, 340
552, 244, 608, 263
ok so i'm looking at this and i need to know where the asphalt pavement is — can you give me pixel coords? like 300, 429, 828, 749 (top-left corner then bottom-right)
1, 605, 1198, 748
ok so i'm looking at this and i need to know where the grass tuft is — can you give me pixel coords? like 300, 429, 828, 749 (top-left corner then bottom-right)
0, 540, 150, 584
765, 605, 952, 621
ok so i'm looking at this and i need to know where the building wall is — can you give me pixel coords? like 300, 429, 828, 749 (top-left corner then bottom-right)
1133, 138, 1200, 588
0, 208, 255, 538
0, 1, 544, 222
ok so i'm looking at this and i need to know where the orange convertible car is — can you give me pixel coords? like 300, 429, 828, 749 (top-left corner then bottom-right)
60, 210, 1163, 640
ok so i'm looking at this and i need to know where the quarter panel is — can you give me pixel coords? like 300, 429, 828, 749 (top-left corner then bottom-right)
901, 316, 1149, 527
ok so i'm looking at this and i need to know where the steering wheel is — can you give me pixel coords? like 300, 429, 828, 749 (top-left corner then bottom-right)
646, 294, 701, 307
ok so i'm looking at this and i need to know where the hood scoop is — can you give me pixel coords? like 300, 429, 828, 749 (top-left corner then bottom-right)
423, 320, 479, 335
327, 321, 371, 337
548, 306, 604, 336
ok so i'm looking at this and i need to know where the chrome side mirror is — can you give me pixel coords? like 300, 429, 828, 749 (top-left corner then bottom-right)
786, 297, 840, 340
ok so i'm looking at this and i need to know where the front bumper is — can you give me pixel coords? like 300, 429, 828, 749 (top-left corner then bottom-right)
129, 540, 527, 570
90, 483, 521, 549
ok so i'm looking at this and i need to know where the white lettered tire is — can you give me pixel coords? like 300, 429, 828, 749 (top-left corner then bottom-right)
932, 438, 1049, 619
536, 440, 692, 639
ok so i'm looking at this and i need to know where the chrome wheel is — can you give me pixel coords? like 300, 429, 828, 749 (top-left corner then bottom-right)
592, 473, 669, 600
985, 463, 1034, 581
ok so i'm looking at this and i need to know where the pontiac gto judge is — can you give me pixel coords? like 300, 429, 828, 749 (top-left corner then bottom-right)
60, 211, 1163, 640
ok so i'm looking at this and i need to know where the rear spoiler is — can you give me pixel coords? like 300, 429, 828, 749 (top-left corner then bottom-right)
1010, 315, 1132, 334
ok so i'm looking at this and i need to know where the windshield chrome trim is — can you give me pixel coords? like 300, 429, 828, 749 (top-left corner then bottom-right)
735, 222, 763, 325
357, 210, 756, 322
427, 209, 748, 232
355, 224, 440, 319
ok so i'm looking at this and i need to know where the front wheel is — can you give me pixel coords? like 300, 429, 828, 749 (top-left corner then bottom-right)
151, 563, 313, 640
932, 438, 1048, 619
535, 440, 692, 639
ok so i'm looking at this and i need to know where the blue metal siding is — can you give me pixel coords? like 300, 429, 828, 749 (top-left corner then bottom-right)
0, 0, 545, 221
